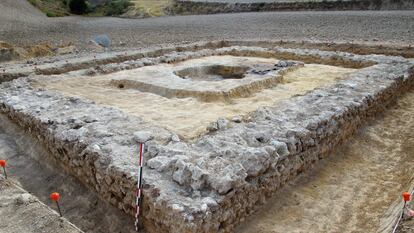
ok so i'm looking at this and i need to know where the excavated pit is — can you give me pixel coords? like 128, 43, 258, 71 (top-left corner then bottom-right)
174, 65, 250, 81
107, 55, 304, 102
0, 41, 413, 233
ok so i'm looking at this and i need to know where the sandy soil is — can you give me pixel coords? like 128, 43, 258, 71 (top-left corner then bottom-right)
235, 90, 414, 233
0, 178, 83, 233
37, 59, 354, 138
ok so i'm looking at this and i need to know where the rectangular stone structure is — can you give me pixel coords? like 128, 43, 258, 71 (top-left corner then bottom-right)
0, 41, 413, 233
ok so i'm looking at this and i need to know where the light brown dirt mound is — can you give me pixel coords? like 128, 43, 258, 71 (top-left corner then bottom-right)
0, 41, 77, 62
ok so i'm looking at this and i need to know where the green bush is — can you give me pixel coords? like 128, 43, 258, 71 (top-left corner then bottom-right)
46, 11, 57, 17
28, 0, 37, 6
69, 0, 88, 14
106, 0, 133, 16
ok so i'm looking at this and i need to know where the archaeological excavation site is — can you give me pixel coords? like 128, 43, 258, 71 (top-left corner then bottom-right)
1, 40, 414, 233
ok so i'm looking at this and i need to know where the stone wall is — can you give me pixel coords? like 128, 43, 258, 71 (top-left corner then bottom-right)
208, 63, 414, 232
2, 40, 413, 84
0, 43, 413, 232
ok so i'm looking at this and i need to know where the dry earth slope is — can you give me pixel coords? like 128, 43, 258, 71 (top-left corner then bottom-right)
0, 0, 46, 23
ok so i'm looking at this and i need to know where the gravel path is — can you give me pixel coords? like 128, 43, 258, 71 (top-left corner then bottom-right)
0, 1, 413, 50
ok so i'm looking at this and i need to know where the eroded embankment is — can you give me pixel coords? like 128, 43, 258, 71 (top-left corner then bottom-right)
236, 90, 414, 233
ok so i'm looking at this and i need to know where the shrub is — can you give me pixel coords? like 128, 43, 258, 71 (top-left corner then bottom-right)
69, 0, 88, 14
106, 0, 133, 16
28, 0, 38, 6
46, 11, 57, 17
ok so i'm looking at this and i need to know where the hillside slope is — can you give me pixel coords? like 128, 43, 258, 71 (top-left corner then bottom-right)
0, 0, 46, 22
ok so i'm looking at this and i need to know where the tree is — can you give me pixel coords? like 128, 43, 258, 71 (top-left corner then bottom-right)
69, 0, 88, 14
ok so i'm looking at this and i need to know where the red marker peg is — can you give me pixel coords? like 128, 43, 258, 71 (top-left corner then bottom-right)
403, 192, 411, 202
50, 192, 62, 217
0, 160, 7, 179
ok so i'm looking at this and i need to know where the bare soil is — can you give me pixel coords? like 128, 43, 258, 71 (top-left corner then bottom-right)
236, 90, 414, 233
0, 178, 83, 233
399, 201, 414, 233
1, 1, 413, 50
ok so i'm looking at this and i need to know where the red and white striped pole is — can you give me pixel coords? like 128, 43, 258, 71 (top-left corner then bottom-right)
135, 143, 145, 232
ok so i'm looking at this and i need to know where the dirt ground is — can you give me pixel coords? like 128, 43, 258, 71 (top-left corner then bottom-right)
0, 178, 83, 233
399, 199, 414, 233
36, 58, 354, 139
1, 0, 414, 50
236, 90, 414, 233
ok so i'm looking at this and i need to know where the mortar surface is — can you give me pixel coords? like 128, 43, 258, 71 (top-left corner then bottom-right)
36, 57, 354, 138
111, 56, 282, 95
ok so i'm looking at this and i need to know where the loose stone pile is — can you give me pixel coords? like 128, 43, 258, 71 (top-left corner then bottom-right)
0, 41, 413, 233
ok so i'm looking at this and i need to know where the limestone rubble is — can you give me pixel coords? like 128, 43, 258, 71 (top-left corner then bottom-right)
0, 41, 413, 232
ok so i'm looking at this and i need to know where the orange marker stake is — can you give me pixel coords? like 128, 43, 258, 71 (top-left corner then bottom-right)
50, 192, 62, 217
393, 192, 414, 233
403, 192, 411, 202
0, 160, 7, 179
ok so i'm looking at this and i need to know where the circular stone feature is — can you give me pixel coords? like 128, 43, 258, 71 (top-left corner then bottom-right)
174, 65, 249, 81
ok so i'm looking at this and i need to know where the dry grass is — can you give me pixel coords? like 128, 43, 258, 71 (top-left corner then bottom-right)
27, 0, 70, 17
128, 0, 171, 17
